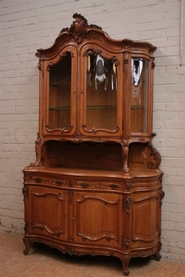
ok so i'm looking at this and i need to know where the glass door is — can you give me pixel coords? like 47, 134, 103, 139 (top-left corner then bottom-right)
130, 57, 149, 134
80, 46, 123, 136
44, 47, 77, 135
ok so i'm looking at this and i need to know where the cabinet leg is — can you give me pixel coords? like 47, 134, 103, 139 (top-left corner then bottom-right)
154, 241, 162, 261
122, 255, 131, 276
23, 237, 31, 255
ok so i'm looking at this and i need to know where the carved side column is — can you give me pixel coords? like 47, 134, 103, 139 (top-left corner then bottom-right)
122, 139, 129, 173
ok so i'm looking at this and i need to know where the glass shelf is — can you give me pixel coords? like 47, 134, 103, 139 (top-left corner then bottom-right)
86, 105, 116, 110
49, 106, 70, 111
131, 106, 145, 109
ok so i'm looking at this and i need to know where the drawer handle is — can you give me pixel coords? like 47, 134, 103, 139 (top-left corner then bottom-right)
110, 183, 118, 189
56, 180, 62, 186
34, 177, 42, 183
81, 182, 89, 188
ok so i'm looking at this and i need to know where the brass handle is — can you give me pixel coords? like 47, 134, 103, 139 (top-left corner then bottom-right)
110, 183, 118, 189
34, 177, 42, 183
81, 182, 89, 188
56, 180, 62, 186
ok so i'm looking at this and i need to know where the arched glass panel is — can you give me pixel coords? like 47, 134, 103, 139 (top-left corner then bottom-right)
131, 58, 149, 133
85, 51, 117, 131
48, 52, 71, 130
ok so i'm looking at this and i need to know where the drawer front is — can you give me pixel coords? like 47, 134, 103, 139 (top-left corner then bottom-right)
24, 173, 124, 191
75, 179, 123, 191
24, 174, 68, 187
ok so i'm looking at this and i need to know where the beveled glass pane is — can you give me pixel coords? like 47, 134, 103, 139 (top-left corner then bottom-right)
48, 52, 71, 130
85, 52, 117, 130
131, 58, 148, 133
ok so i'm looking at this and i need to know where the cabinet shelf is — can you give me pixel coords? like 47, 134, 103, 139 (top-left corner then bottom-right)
131, 105, 145, 110
24, 165, 162, 179
49, 79, 71, 87
49, 106, 70, 111
87, 105, 116, 110
49, 105, 116, 111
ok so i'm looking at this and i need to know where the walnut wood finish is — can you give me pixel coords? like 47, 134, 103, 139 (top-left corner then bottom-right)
23, 14, 164, 276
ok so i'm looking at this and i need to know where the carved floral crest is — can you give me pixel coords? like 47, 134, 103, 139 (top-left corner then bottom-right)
60, 13, 102, 44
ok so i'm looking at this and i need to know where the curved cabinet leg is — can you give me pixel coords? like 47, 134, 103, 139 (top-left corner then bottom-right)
23, 237, 31, 255
154, 241, 162, 261
122, 255, 131, 276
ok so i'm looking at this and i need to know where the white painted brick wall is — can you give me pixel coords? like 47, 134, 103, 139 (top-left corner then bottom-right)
0, 0, 185, 263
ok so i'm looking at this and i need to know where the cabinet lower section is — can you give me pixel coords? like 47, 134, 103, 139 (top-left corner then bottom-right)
23, 167, 164, 276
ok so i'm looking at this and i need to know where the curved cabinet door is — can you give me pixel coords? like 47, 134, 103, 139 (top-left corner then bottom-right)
79, 44, 123, 137
129, 55, 154, 138
130, 190, 160, 250
42, 46, 77, 136
73, 191, 122, 248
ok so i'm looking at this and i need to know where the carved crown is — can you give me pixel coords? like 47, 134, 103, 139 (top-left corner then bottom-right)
60, 13, 102, 44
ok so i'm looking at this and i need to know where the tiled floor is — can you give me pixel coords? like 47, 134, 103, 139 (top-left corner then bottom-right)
0, 232, 185, 277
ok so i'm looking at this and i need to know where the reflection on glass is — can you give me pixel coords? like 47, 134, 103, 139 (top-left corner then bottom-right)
131, 58, 148, 133
85, 51, 117, 131
132, 58, 143, 86
48, 52, 71, 130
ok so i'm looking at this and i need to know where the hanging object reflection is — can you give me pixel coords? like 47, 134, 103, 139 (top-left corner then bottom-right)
87, 52, 117, 91
132, 58, 143, 86
94, 54, 108, 90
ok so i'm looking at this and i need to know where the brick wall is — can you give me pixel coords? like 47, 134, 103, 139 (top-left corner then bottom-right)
0, 0, 185, 262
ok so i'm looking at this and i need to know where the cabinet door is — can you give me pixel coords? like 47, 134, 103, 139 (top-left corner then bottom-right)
26, 186, 68, 240
43, 46, 77, 136
130, 190, 160, 249
130, 56, 153, 135
79, 45, 123, 137
73, 191, 122, 247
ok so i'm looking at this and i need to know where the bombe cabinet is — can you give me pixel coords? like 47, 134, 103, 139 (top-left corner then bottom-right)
23, 14, 164, 276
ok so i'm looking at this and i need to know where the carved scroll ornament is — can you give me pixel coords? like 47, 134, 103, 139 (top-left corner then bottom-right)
147, 143, 161, 169
60, 13, 102, 44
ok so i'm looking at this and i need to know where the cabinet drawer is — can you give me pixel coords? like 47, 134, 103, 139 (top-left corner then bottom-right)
75, 180, 123, 191
24, 174, 68, 187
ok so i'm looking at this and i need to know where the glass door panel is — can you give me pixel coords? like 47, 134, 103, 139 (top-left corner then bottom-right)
48, 51, 72, 131
85, 51, 118, 131
131, 58, 149, 133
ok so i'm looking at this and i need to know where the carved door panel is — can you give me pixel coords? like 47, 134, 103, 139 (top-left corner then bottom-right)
73, 191, 122, 247
130, 190, 159, 249
26, 186, 68, 240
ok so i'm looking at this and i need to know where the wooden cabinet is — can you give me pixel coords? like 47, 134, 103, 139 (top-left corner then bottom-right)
23, 14, 164, 275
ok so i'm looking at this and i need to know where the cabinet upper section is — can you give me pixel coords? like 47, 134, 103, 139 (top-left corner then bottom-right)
36, 13, 156, 143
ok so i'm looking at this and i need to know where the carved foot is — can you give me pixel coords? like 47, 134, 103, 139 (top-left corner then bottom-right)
23, 248, 29, 255
23, 237, 31, 255
122, 255, 131, 276
154, 252, 161, 261
154, 241, 162, 261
